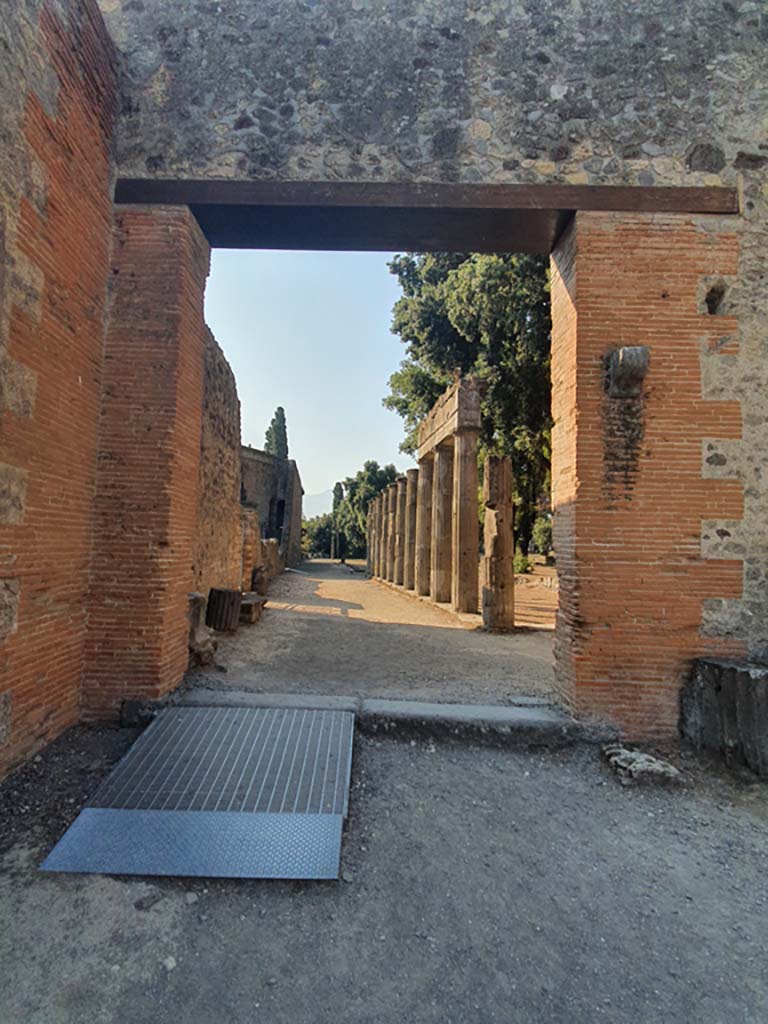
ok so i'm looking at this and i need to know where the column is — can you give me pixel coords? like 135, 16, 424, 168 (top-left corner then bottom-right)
394, 476, 407, 586
430, 444, 454, 603
404, 468, 418, 590
451, 430, 479, 614
414, 458, 434, 596
368, 503, 376, 577
386, 482, 397, 581
374, 496, 383, 578
481, 455, 515, 630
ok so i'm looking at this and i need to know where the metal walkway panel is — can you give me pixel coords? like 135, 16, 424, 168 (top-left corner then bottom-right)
40, 809, 343, 879
40, 707, 355, 880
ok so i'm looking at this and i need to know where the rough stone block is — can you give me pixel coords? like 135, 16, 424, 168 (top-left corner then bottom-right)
681, 659, 768, 776
0, 463, 28, 524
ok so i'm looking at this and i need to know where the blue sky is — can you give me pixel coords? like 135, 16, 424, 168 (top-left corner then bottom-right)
204, 250, 416, 504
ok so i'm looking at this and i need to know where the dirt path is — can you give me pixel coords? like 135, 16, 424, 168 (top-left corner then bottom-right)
187, 560, 556, 705
3, 725, 767, 1024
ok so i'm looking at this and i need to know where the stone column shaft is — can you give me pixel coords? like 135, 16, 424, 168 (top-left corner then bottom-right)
482, 455, 515, 629
386, 483, 397, 582
404, 468, 418, 590
415, 458, 434, 596
430, 444, 454, 603
452, 430, 479, 614
375, 496, 384, 577
394, 476, 407, 586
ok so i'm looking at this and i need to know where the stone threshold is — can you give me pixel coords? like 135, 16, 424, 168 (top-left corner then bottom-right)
176, 688, 617, 749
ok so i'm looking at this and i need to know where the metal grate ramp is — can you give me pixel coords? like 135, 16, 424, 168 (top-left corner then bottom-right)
41, 707, 355, 880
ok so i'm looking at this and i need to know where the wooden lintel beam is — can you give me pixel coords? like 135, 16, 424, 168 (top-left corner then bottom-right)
115, 178, 738, 215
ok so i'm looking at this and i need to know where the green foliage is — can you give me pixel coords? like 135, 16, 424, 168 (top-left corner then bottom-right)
302, 514, 333, 557
532, 514, 553, 555
332, 481, 344, 511
385, 252, 552, 553
264, 406, 289, 460
334, 460, 399, 558
513, 548, 531, 575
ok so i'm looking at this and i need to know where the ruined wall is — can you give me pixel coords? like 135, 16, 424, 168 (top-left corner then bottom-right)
0, 1, 116, 774
192, 327, 242, 598
99, 0, 768, 669
241, 446, 303, 568
284, 462, 304, 569
240, 509, 262, 592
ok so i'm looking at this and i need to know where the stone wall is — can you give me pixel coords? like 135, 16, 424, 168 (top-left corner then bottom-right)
192, 327, 242, 597
0, 0, 117, 775
99, 0, 765, 193
241, 446, 303, 568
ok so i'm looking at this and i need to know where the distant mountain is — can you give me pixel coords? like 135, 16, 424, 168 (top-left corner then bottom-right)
303, 489, 333, 519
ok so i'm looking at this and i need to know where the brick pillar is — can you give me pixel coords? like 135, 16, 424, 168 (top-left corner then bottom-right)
378, 493, 387, 579
550, 211, 744, 738
451, 430, 479, 613
404, 468, 418, 590
414, 457, 433, 596
82, 206, 210, 716
394, 476, 407, 586
430, 444, 454, 603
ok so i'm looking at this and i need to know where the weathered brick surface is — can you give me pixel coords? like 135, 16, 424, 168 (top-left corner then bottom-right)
0, 1, 116, 776
550, 212, 745, 737
82, 206, 210, 716
192, 327, 242, 597
240, 509, 262, 591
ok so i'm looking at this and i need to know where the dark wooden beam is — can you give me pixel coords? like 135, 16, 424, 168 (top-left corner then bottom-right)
115, 178, 738, 215
113, 179, 737, 253
187, 204, 570, 254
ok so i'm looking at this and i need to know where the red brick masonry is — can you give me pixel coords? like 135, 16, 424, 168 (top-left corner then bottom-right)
550, 212, 744, 737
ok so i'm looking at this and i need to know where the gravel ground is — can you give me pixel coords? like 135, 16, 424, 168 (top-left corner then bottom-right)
187, 560, 555, 704
2, 722, 767, 1024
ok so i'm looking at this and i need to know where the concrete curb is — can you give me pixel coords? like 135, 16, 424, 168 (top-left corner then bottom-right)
176, 688, 617, 748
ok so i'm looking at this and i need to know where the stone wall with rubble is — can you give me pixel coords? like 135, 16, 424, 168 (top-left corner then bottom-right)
99, 0, 768, 664
0, 0, 117, 775
241, 446, 303, 569
192, 328, 243, 598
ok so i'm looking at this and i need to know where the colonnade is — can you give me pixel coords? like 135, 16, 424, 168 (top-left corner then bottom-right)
366, 378, 515, 627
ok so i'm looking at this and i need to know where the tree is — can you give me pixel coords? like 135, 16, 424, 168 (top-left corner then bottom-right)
336, 461, 398, 557
264, 406, 289, 460
384, 253, 551, 554
302, 514, 333, 557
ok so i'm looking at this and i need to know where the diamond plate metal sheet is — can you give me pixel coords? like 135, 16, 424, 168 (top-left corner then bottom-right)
40, 809, 343, 879
40, 706, 354, 879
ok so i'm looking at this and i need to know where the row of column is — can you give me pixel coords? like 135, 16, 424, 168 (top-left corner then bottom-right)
367, 432, 481, 616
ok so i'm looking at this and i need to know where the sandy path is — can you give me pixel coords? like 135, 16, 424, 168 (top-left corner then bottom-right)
187, 559, 556, 705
